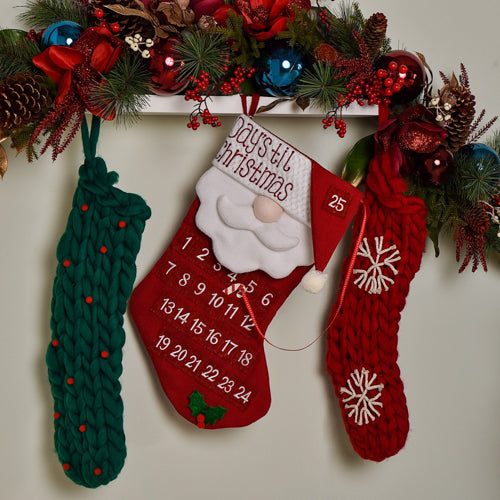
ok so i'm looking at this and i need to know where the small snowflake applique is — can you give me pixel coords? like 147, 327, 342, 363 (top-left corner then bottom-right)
352, 236, 401, 295
340, 368, 384, 426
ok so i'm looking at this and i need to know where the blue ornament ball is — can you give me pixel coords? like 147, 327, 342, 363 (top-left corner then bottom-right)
255, 41, 307, 97
459, 143, 500, 177
42, 21, 84, 48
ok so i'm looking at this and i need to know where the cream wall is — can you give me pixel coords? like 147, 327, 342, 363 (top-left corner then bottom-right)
1, 1, 499, 498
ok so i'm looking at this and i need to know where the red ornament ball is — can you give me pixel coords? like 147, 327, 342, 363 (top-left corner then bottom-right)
149, 38, 189, 95
110, 23, 120, 33
376, 50, 426, 104
94, 8, 104, 18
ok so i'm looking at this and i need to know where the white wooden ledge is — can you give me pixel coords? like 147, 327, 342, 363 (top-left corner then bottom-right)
143, 95, 378, 117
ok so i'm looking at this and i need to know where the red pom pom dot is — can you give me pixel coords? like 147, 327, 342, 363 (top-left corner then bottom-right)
110, 23, 120, 33
63, 463, 70, 471
54, 412, 61, 419
100, 246, 107, 254
85, 296, 93, 304
388, 61, 398, 71
118, 221, 126, 228
63, 260, 71, 267
79, 425, 86, 432
67, 378, 74, 385
95, 8, 104, 18
94, 468, 102, 476
52, 339, 59, 347
81, 204, 89, 211
101, 351, 109, 358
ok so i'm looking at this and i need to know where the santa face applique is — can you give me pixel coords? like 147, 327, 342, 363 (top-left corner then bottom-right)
195, 114, 314, 279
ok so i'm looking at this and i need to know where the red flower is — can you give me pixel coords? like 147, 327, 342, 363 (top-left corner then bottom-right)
33, 27, 122, 118
190, 0, 225, 21
376, 104, 448, 177
214, 0, 310, 41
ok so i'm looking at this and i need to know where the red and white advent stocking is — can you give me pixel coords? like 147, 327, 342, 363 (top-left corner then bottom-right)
130, 115, 362, 429
326, 150, 427, 461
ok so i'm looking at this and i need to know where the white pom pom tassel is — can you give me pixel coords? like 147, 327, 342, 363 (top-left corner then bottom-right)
301, 269, 328, 293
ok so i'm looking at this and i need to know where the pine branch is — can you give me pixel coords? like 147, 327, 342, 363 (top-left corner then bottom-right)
453, 153, 500, 202
18, 0, 93, 31
296, 62, 346, 112
88, 53, 151, 125
276, 6, 321, 53
324, 1, 369, 58
177, 30, 231, 81
213, 11, 261, 67
0, 30, 42, 79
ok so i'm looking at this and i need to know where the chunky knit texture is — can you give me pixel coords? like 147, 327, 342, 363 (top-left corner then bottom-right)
326, 150, 427, 462
46, 116, 151, 487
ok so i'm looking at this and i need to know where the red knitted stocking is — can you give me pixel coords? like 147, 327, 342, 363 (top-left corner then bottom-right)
129, 201, 308, 429
326, 151, 427, 461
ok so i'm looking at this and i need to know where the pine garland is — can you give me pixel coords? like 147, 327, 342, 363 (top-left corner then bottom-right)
88, 53, 151, 125
177, 30, 231, 81
327, 1, 367, 58
296, 62, 346, 112
452, 153, 500, 202
18, 0, 92, 30
277, 6, 321, 53
0, 30, 42, 79
214, 11, 262, 67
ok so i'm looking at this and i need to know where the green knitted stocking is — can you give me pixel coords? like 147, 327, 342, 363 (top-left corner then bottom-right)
46, 116, 151, 487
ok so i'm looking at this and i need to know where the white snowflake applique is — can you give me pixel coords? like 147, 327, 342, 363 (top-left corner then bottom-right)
340, 368, 384, 426
352, 236, 401, 294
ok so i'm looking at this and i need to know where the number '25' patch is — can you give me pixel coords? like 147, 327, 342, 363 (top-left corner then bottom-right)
322, 185, 352, 219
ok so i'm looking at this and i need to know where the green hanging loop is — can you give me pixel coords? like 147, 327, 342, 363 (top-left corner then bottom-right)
81, 114, 101, 161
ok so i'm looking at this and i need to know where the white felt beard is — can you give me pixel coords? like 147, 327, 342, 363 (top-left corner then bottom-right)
195, 167, 313, 279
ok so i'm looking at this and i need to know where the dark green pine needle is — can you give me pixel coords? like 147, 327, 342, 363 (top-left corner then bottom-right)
177, 31, 230, 82
89, 54, 151, 126
18, 0, 92, 30
297, 63, 346, 112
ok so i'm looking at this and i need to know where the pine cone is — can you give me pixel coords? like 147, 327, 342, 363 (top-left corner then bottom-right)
439, 75, 476, 152
464, 203, 490, 234
96, 0, 156, 40
0, 72, 52, 129
362, 12, 387, 60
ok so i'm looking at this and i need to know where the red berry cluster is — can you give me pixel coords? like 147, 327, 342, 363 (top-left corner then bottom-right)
343, 61, 409, 107
322, 114, 347, 137
200, 108, 222, 127
187, 108, 222, 130
376, 60, 408, 98
219, 67, 256, 95
319, 9, 333, 30
184, 71, 210, 103
25, 29, 41, 42
187, 116, 200, 130
345, 80, 381, 106
94, 8, 120, 32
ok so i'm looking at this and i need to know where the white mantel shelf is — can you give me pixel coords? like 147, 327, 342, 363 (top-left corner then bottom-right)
143, 95, 378, 117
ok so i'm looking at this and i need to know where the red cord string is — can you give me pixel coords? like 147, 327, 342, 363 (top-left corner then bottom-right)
223, 200, 368, 352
